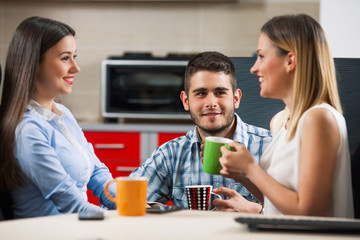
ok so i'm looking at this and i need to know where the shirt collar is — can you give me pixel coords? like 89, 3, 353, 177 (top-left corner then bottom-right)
27, 100, 64, 120
232, 113, 248, 144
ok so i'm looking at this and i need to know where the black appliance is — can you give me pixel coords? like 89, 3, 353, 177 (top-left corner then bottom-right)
101, 53, 193, 120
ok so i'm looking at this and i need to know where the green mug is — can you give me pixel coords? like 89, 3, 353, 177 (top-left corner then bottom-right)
203, 136, 233, 175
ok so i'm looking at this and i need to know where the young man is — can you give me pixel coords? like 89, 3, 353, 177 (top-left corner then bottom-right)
130, 51, 271, 212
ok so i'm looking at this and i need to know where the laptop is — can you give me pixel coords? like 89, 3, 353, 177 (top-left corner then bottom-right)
234, 214, 360, 233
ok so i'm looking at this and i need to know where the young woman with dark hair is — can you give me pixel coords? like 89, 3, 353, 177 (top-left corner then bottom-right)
0, 16, 116, 218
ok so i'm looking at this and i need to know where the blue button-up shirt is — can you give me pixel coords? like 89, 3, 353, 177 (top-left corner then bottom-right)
12, 100, 116, 218
130, 113, 272, 208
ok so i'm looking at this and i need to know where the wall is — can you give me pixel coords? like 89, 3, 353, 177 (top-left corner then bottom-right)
320, 0, 360, 58
0, 0, 319, 122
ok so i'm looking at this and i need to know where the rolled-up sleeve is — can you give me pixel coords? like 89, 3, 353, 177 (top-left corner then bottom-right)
130, 149, 172, 204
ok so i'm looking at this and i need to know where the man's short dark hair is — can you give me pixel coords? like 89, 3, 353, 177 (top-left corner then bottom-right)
184, 51, 237, 95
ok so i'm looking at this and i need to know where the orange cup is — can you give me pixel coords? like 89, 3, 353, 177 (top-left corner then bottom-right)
104, 177, 148, 216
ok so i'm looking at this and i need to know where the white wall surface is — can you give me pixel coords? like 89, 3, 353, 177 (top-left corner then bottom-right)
0, 0, 319, 122
320, 0, 360, 58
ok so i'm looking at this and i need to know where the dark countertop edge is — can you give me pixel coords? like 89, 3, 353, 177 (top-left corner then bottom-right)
80, 123, 195, 132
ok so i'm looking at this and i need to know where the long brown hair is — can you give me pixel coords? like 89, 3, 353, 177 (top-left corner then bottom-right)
261, 14, 342, 140
0, 16, 75, 192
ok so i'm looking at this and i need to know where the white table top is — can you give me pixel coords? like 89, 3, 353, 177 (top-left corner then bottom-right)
0, 210, 359, 240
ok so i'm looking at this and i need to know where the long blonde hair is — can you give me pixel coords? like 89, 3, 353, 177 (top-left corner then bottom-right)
261, 14, 342, 140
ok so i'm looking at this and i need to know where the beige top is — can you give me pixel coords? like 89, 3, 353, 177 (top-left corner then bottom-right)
260, 103, 354, 217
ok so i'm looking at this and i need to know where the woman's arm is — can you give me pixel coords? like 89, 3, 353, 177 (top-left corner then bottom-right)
85, 141, 116, 209
219, 142, 264, 202
212, 187, 263, 213
16, 120, 104, 214
220, 108, 339, 216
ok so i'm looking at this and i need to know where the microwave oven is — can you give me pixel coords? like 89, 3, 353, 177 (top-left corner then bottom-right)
101, 56, 191, 120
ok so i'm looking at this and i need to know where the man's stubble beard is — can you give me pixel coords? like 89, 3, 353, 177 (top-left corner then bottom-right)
189, 108, 235, 136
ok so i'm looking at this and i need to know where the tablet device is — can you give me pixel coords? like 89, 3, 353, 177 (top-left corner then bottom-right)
146, 205, 183, 214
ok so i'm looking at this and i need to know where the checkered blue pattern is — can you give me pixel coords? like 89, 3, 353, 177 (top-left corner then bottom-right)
130, 114, 272, 208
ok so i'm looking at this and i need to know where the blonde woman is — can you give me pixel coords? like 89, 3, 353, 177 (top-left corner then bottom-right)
213, 14, 354, 218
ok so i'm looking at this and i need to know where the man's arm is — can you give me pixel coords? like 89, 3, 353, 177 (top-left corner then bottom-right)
129, 148, 173, 205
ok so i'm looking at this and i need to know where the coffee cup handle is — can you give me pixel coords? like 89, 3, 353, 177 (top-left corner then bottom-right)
225, 143, 234, 151
104, 179, 116, 203
210, 192, 222, 211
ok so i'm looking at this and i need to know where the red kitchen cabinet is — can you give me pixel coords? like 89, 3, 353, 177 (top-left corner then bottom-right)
84, 131, 141, 205
157, 132, 186, 146
84, 131, 140, 163
81, 124, 192, 206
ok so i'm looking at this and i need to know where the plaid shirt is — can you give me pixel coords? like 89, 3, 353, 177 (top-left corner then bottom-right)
130, 114, 272, 208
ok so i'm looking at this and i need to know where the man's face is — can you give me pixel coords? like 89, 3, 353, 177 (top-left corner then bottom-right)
180, 71, 241, 137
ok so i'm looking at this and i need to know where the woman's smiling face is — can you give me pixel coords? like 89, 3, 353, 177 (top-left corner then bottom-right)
33, 35, 80, 102
250, 33, 294, 103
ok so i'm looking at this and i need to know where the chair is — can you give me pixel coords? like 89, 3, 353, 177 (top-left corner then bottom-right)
0, 192, 14, 220
352, 143, 360, 218
0, 64, 13, 220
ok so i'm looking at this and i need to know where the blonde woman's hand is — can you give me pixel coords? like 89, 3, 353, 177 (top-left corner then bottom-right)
212, 187, 262, 213
219, 141, 256, 181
